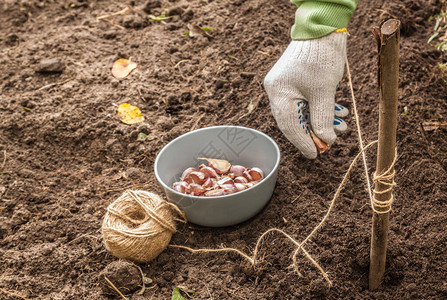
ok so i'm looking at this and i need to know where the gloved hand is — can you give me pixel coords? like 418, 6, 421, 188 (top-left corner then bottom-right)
264, 32, 349, 159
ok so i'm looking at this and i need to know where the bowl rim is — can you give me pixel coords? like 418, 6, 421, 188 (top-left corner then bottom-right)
154, 125, 281, 199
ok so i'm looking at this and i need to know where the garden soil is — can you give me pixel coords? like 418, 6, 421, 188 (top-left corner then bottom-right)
1, 0, 446, 299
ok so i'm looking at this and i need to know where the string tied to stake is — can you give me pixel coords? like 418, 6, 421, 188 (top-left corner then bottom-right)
372, 150, 397, 214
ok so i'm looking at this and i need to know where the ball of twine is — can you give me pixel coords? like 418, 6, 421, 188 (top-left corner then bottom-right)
102, 190, 186, 263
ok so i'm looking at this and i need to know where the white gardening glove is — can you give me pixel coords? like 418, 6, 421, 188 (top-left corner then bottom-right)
264, 32, 349, 159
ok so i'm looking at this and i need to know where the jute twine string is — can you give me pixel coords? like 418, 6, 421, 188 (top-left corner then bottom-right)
102, 190, 186, 263
170, 56, 397, 286
345, 56, 375, 206
171, 227, 328, 280
372, 151, 397, 214
345, 56, 397, 215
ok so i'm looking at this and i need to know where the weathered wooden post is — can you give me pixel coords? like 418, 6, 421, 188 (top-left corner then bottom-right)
369, 19, 401, 290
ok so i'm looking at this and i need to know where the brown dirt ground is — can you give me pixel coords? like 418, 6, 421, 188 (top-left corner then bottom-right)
1, 0, 446, 299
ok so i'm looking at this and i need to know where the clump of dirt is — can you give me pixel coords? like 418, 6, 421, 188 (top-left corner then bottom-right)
0, 0, 446, 299
99, 260, 142, 296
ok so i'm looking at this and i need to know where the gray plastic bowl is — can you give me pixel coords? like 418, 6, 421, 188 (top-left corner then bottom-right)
154, 126, 280, 227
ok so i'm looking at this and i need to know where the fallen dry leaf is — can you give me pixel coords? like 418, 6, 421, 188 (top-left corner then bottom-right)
117, 103, 144, 125
112, 58, 137, 79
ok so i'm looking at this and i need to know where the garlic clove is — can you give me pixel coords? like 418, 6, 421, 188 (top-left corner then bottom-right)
224, 173, 235, 179
234, 176, 248, 184
229, 165, 245, 177
217, 177, 234, 186
234, 183, 247, 191
189, 183, 206, 196
248, 167, 264, 181
173, 181, 190, 194
181, 167, 198, 182
243, 180, 259, 188
202, 177, 216, 188
177, 161, 264, 197
199, 166, 218, 179
242, 169, 253, 182
204, 189, 227, 197
311, 131, 329, 154
220, 183, 238, 194
199, 157, 231, 174
187, 171, 206, 184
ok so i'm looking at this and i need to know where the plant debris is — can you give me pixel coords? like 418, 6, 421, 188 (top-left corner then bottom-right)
112, 58, 137, 79
117, 103, 145, 125
422, 121, 447, 131
187, 24, 211, 38
171, 285, 195, 300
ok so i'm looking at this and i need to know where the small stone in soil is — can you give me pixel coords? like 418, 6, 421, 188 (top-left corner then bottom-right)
168, 6, 184, 16
169, 47, 179, 54
0, 225, 7, 239
165, 23, 179, 31
156, 252, 170, 264
0, 186, 6, 197
232, 78, 243, 88
206, 99, 218, 108
263, 37, 275, 47
105, 138, 119, 148
215, 79, 226, 89
99, 261, 141, 296
162, 271, 174, 281
25, 100, 37, 109
143, 0, 162, 13
6, 34, 19, 45
240, 72, 255, 79
181, 91, 191, 102
126, 167, 142, 179
36, 58, 65, 74
123, 14, 148, 29
11, 207, 31, 226
156, 116, 175, 130
166, 94, 180, 105
309, 278, 329, 295
102, 30, 117, 39
136, 123, 151, 134
181, 8, 194, 22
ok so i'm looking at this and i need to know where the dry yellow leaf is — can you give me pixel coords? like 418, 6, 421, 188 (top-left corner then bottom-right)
112, 58, 137, 79
117, 103, 144, 125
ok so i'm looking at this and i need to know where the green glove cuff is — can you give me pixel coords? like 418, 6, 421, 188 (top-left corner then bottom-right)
291, 0, 358, 40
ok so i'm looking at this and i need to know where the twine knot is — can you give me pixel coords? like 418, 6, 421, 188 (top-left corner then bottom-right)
372, 150, 397, 214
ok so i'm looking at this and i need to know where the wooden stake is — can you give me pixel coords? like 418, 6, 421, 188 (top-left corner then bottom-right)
369, 19, 400, 290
